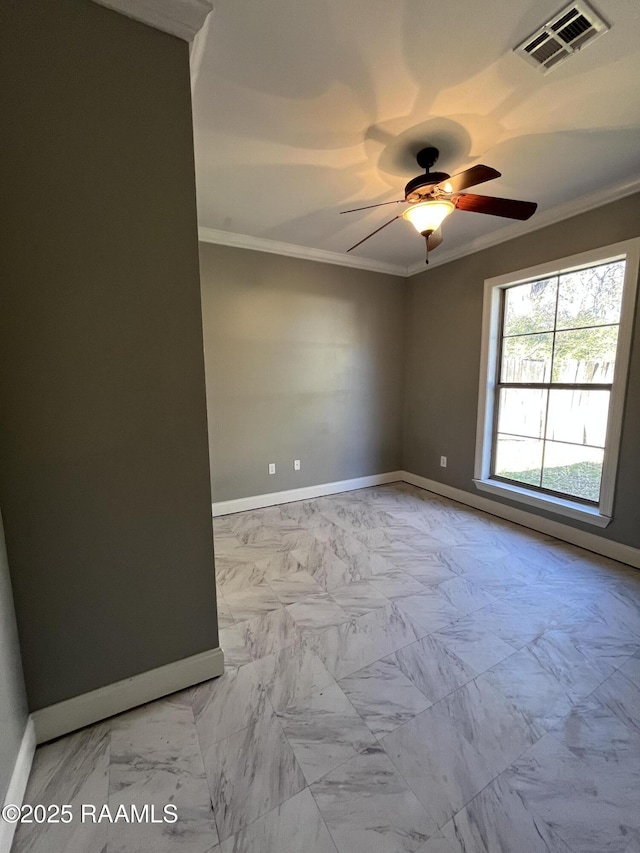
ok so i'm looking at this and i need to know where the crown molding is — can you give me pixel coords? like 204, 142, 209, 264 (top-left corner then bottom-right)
91, 0, 214, 41
197, 227, 408, 277
406, 175, 640, 276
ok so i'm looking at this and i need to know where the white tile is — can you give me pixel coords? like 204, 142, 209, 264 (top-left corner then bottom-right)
304, 602, 420, 680
442, 773, 573, 853
218, 624, 253, 668
367, 570, 428, 600
329, 580, 390, 616
192, 663, 266, 746
414, 834, 460, 853
276, 682, 376, 784
433, 618, 516, 674
339, 657, 432, 737
219, 789, 337, 853
434, 576, 498, 615
381, 704, 495, 829
506, 734, 640, 853
311, 746, 437, 853
109, 694, 217, 853
253, 642, 335, 711
471, 594, 572, 649
392, 590, 461, 636
620, 651, 640, 686
216, 591, 235, 628
549, 695, 640, 764
202, 707, 306, 842
215, 557, 267, 592
224, 582, 281, 621
381, 678, 542, 828
12, 725, 110, 853
482, 648, 580, 731
393, 634, 477, 703
593, 668, 640, 736
238, 606, 299, 660
286, 593, 349, 630
267, 570, 324, 604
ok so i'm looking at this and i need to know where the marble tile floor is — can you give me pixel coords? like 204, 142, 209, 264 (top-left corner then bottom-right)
12, 483, 640, 853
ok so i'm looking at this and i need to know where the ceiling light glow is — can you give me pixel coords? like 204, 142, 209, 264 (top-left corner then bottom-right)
403, 201, 455, 235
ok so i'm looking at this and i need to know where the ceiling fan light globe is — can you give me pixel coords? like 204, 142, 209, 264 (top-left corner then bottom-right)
403, 200, 455, 235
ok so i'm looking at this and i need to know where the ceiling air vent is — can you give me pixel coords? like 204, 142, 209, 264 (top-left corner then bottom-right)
514, 0, 609, 73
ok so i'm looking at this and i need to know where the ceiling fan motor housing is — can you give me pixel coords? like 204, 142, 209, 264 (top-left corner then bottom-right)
404, 172, 450, 203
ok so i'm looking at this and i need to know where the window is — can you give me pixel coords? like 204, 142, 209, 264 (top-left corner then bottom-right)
474, 239, 640, 527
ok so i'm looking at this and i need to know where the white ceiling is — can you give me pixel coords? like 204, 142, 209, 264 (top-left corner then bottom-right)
190, 0, 640, 272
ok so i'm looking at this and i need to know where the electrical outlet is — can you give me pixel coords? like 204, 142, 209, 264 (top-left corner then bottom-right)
294, 459, 301, 471
268, 463, 276, 475
440, 456, 447, 467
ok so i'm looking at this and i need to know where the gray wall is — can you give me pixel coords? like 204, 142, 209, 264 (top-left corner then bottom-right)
0, 0, 218, 711
0, 511, 28, 804
404, 192, 640, 549
200, 244, 406, 501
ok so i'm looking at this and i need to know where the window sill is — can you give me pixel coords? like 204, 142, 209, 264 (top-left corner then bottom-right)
473, 478, 612, 528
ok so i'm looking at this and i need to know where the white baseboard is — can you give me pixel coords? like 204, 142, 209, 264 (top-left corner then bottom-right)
212, 471, 404, 516
31, 647, 224, 745
401, 471, 640, 569
1, 717, 36, 853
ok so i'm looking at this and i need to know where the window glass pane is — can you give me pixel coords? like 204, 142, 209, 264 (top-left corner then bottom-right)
494, 435, 543, 487
545, 389, 610, 448
541, 442, 604, 502
503, 278, 557, 336
552, 326, 618, 383
501, 333, 553, 382
498, 388, 547, 439
556, 261, 625, 330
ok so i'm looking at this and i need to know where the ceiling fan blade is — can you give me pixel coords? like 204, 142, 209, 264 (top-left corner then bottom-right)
347, 214, 402, 253
340, 199, 406, 214
437, 165, 501, 194
455, 193, 537, 220
426, 228, 443, 252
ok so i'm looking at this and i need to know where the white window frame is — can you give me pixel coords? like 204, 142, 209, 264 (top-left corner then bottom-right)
474, 237, 640, 528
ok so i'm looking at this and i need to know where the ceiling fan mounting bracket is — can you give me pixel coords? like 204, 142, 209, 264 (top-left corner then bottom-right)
416, 146, 440, 171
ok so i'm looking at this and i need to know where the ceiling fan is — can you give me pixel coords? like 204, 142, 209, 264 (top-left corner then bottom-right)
342, 147, 537, 263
